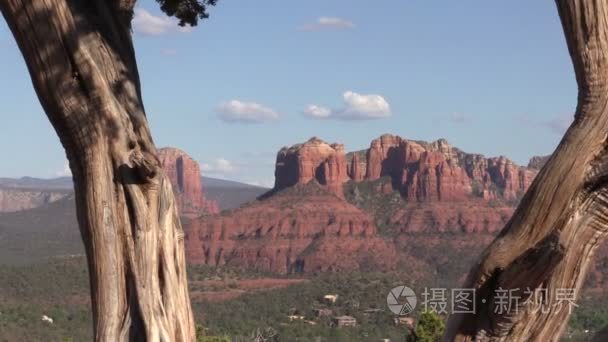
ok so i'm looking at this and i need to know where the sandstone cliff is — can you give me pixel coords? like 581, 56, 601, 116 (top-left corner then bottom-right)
158, 147, 219, 218
0, 188, 70, 213
185, 183, 399, 273
187, 135, 541, 276
183, 135, 608, 289
274, 138, 348, 197
276, 134, 536, 203
360, 134, 536, 202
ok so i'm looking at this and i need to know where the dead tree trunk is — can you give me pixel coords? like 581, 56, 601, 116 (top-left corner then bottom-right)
0, 1, 195, 341
445, 1, 608, 341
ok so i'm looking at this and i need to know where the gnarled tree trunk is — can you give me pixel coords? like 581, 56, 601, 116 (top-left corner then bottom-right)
445, 1, 608, 341
0, 0, 195, 341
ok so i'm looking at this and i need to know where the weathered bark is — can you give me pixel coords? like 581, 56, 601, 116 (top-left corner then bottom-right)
444, 1, 608, 341
0, 0, 195, 341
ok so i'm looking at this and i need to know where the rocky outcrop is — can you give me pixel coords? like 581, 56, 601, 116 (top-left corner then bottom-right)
484, 156, 536, 201
402, 148, 472, 201
389, 202, 515, 234
185, 183, 400, 274
277, 135, 536, 202
185, 135, 553, 280
274, 138, 348, 197
350, 134, 536, 202
158, 147, 219, 218
347, 152, 366, 182
0, 188, 70, 213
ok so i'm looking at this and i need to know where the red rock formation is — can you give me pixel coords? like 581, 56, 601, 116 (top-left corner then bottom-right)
485, 156, 535, 201
389, 201, 515, 234
401, 150, 472, 201
366, 134, 403, 180
181, 136, 608, 293
347, 152, 366, 181
350, 134, 535, 202
274, 134, 536, 201
185, 183, 400, 273
274, 137, 348, 197
185, 135, 546, 280
158, 147, 219, 218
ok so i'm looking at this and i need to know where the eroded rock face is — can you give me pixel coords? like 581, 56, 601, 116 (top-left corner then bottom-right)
276, 135, 537, 202
0, 188, 70, 213
354, 134, 535, 202
158, 147, 219, 218
275, 138, 348, 197
389, 202, 515, 234
485, 156, 535, 201
347, 152, 366, 182
185, 135, 548, 279
185, 183, 399, 273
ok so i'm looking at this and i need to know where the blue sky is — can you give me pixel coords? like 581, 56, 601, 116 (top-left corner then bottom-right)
0, 1, 576, 187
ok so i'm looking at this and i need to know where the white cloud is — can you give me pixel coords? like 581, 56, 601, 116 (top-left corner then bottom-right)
200, 158, 276, 189
299, 17, 355, 31
340, 91, 391, 119
201, 158, 236, 174
246, 178, 275, 188
302, 105, 331, 119
55, 161, 71, 177
215, 158, 235, 173
217, 100, 280, 123
133, 8, 192, 36
304, 91, 391, 120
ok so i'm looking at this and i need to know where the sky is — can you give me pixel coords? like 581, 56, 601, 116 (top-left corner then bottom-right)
0, 1, 577, 187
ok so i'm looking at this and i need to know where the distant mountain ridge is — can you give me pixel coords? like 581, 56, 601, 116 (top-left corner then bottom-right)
0, 175, 265, 192
0, 177, 72, 213
0, 176, 72, 190
0, 154, 269, 216
0, 188, 71, 214
203, 177, 266, 189
0, 147, 268, 265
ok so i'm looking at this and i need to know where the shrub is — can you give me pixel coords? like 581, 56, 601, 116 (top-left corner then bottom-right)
409, 311, 445, 342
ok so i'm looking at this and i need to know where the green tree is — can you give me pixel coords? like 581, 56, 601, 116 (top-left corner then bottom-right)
410, 311, 445, 342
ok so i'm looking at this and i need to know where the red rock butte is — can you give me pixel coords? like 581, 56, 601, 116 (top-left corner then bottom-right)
158, 147, 219, 218
182, 134, 552, 276
173, 136, 608, 289
275, 134, 536, 202
275, 137, 348, 198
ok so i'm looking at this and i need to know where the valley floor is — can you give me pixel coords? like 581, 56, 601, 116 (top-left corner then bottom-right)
1, 257, 606, 342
